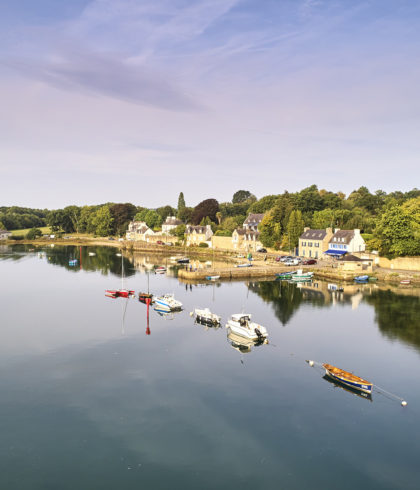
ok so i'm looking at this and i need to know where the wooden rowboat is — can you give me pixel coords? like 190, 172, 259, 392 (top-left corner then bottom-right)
323, 363, 372, 394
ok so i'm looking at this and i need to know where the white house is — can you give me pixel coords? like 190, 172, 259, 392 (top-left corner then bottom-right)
126, 221, 154, 241
324, 229, 366, 257
0, 229, 12, 240
162, 216, 183, 236
243, 213, 265, 231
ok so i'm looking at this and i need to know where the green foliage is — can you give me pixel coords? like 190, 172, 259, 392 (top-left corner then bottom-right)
9, 235, 24, 240
156, 205, 176, 222
311, 209, 335, 229
287, 210, 305, 248
26, 228, 43, 240
374, 197, 420, 257
169, 224, 186, 241
177, 192, 186, 216
177, 206, 193, 223
248, 195, 279, 213
214, 230, 232, 236
258, 211, 279, 248
191, 199, 219, 225
109, 203, 136, 235
134, 209, 163, 229
0, 221, 5, 230
198, 242, 209, 248
232, 190, 254, 204
221, 215, 245, 233
90, 206, 114, 237
0, 206, 47, 231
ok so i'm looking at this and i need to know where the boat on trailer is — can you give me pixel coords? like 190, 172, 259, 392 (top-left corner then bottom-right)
191, 307, 221, 326
226, 314, 268, 341
323, 363, 372, 394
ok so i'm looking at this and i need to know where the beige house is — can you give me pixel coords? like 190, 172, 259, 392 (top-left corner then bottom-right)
299, 228, 333, 259
185, 225, 213, 246
243, 213, 265, 231
0, 229, 12, 240
336, 254, 373, 272
232, 228, 263, 252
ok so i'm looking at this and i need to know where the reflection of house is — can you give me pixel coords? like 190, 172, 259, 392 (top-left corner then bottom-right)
185, 225, 213, 246
0, 230, 12, 240
126, 221, 154, 241
299, 228, 333, 259
325, 229, 366, 257
243, 213, 264, 231
232, 229, 263, 251
162, 216, 182, 236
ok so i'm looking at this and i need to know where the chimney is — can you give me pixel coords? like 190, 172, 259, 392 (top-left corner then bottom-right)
334, 228, 340, 233
326, 227, 332, 234
354, 229, 360, 235
304, 227, 310, 232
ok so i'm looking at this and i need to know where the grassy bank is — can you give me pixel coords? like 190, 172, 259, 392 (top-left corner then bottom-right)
11, 226, 51, 236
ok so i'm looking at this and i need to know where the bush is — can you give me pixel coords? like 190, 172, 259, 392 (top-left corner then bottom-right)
215, 230, 231, 237
10, 235, 24, 241
198, 242, 209, 248
26, 228, 43, 240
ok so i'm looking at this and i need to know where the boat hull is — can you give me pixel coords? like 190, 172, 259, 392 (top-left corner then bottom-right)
323, 364, 372, 394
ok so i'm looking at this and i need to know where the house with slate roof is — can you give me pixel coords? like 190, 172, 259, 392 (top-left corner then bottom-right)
243, 213, 265, 231
232, 228, 263, 252
325, 229, 366, 257
126, 221, 154, 241
185, 225, 213, 246
162, 216, 183, 236
299, 227, 333, 259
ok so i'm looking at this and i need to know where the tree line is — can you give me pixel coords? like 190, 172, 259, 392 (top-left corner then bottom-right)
2, 186, 419, 258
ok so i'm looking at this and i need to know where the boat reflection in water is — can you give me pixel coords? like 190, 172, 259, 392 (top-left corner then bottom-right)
195, 316, 222, 330
227, 330, 269, 355
322, 374, 373, 402
153, 306, 183, 319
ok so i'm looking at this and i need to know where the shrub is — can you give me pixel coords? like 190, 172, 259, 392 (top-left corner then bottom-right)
10, 235, 24, 241
26, 228, 43, 240
198, 242, 209, 248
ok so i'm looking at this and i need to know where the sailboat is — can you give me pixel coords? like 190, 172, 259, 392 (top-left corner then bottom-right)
105, 253, 135, 298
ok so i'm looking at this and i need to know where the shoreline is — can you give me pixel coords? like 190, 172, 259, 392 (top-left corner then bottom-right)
4, 237, 420, 286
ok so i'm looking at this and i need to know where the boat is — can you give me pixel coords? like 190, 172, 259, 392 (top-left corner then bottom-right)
235, 263, 252, 268
69, 259, 78, 266
275, 271, 295, 279
105, 254, 135, 299
290, 269, 313, 281
88, 252, 96, 256
191, 307, 221, 326
322, 375, 372, 401
226, 313, 268, 341
138, 292, 153, 304
154, 294, 183, 311
354, 275, 369, 283
205, 275, 220, 281
322, 363, 372, 394
177, 258, 190, 264
368, 276, 377, 282
155, 266, 166, 274
400, 279, 411, 285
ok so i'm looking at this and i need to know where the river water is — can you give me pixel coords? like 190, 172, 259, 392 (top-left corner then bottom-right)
1, 245, 419, 489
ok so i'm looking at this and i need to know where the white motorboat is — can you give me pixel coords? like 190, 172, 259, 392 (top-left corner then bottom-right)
191, 307, 221, 326
88, 252, 96, 256
154, 294, 183, 311
290, 269, 313, 281
226, 313, 268, 341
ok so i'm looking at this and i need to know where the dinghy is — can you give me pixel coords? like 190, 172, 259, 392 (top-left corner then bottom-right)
323, 363, 372, 394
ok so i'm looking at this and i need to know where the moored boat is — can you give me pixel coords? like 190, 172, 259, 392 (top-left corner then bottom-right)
191, 307, 221, 326
400, 279, 411, 285
138, 292, 153, 304
155, 266, 167, 274
354, 275, 369, 282
235, 263, 252, 268
226, 313, 268, 341
291, 269, 313, 281
105, 289, 135, 299
205, 275, 220, 281
154, 294, 183, 311
177, 258, 190, 264
323, 363, 372, 394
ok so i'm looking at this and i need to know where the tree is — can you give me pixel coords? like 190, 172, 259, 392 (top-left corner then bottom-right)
258, 211, 278, 248
26, 228, 42, 239
311, 209, 335, 229
156, 205, 176, 221
91, 206, 114, 237
232, 190, 252, 204
287, 210, 305, 249
177, 192, 186, 217
191, 199, 219, 225
178, 206, 193, 223
109, 203, 136, 235
169, 223, 186, 241
248, 195, 279, 213
374, 197, 420, 257
0, 221, 6, 230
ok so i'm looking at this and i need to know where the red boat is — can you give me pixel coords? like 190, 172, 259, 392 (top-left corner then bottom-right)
105, 289, 135, 299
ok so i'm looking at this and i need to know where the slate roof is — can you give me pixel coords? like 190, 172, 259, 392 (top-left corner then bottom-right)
235, 228, 260, 239
186, 225, 207, 234
300, 229, 328, 240
338, 254, 373, 262
243, 214, 264, 225
329, 230, 355, 245
164, 216, 182, 226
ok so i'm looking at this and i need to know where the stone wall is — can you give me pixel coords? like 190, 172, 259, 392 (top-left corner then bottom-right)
211, 236, 234, 251
378, 256, 420, 271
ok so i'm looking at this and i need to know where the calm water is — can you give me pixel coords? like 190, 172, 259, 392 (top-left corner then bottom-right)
1, 245, 420, 489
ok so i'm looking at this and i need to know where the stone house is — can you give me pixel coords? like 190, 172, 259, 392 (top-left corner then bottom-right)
0, 229, 12, 240
336, 254, 373, 272
325, 229, 366, 257
185, 225, 213, 246
299, 228, 333, 259
126, 221, 154, 241
232, 228, 263, 252
162, 216, 183, 236
243, 213, 265, 231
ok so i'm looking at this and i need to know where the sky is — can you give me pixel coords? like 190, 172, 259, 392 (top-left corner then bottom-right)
1, 0, 420, 209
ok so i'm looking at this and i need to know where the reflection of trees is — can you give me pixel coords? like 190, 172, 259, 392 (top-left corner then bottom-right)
364, 290, 420, 352
248, 281, 304, 325
44, 246, 135, 278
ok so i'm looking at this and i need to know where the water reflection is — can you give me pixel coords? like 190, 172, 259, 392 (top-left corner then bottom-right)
322, 374, 373, 402
227, 330, 269, 355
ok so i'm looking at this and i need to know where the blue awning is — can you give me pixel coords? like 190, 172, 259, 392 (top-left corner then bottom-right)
324, 249, 347, 255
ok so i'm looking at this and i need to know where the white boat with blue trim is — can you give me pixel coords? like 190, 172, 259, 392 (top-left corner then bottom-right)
323, 363, 372, 394
154, 294, 182, 311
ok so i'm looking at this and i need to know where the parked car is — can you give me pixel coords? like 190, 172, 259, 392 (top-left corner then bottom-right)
280, 255, 293, 262
164, 242, 173, 246
285, 258, 299, 266
156, 240, 164, 245
257, 248, 267, 253
302, 259, 317, 265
